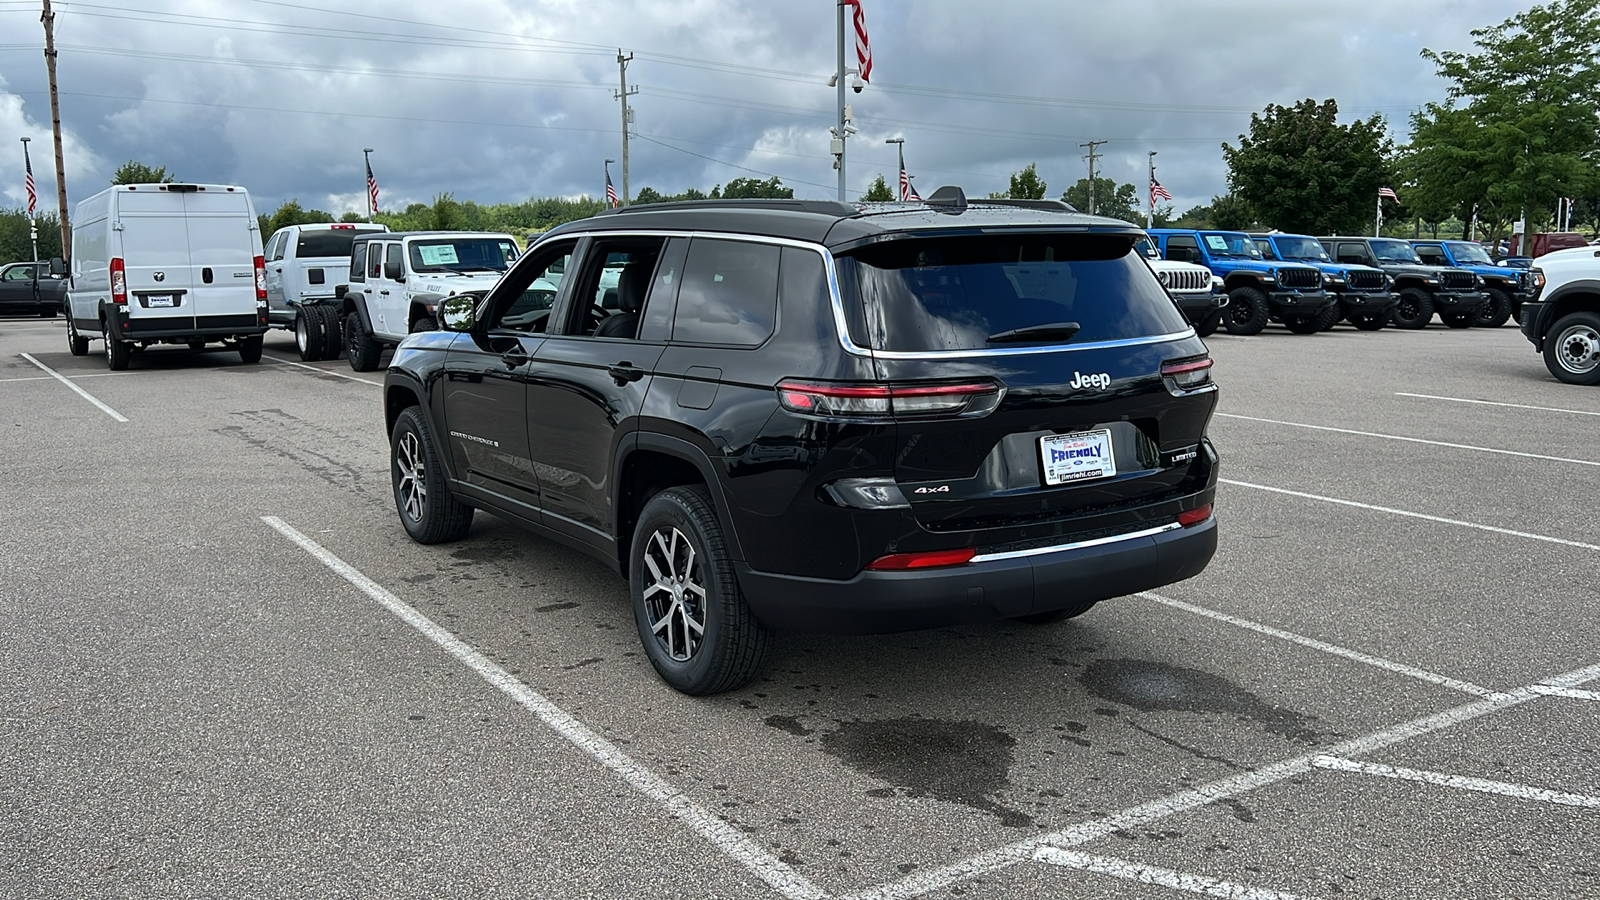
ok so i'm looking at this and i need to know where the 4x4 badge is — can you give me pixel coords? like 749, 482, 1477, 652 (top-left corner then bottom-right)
912, 485, 950, 494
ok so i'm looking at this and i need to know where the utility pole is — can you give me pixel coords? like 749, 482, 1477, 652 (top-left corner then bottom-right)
1146, 150, 1157, 229
1079, 140, 1105, 216
615, 51, 637, 206
41, 0, 70, 259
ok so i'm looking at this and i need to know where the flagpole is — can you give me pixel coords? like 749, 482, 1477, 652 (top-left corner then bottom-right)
1146, 151, 1156, 230
21, 137, 37, 263
1375, 190, 1382, 237
363, 148, 375, 223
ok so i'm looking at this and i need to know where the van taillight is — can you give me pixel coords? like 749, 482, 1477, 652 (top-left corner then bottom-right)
110, 257, 127, 305
253, 255, 267, 300
776, 379, 1003, 420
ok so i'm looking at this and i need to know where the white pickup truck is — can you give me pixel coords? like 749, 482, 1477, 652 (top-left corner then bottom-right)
337, 231, 519, 371
263, 222, 389, 360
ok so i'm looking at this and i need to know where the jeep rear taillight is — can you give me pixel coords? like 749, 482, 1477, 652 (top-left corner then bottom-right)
253, 255, 267, 300
776, 379, 1003, 420
1160, 356, 1213, 394
110, 257, 127, 305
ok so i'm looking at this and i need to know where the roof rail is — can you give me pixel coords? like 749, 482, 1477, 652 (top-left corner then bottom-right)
597, 198, 860, 218
980, 198, 1078, 213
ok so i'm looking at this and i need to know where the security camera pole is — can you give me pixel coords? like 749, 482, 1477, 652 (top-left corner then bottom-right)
830, 1, 868, 201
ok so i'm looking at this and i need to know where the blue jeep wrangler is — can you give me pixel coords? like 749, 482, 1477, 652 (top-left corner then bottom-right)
1148, 229, 1334, 336
1411, 239, 1534, 328
1251, 233, 1397, 331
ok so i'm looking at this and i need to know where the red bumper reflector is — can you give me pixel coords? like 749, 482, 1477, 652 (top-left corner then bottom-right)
1178, 504, 1213, 527
865, 547, 976, 571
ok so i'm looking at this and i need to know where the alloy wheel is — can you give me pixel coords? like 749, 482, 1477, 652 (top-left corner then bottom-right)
640, 526, 706, 662
395, 431, 427, 522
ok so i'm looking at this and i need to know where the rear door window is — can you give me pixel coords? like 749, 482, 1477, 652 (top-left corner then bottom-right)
297, 229, 370, 258
672, 239, 781, 347
845, 233, 1189, 353
1165, 234, 1200, 263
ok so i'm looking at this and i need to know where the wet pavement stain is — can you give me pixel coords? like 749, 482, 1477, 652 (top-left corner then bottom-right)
764, 715, 814, 737
1080, 658, 1323, 744
819, 717, 1033, 827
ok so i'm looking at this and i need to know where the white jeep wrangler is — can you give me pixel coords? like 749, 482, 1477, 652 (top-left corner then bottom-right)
338, 231, 519, 371
1135, 237, 1227, 337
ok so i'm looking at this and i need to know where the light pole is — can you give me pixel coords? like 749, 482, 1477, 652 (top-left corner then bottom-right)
363, 148, 375, 222
885, 138, 905, 201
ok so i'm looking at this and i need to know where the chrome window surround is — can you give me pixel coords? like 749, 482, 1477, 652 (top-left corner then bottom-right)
524, 228, 1198, 360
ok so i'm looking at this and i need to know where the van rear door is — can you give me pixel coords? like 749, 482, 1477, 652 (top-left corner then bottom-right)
115, 189, 195, 329
181, 188, 259, 328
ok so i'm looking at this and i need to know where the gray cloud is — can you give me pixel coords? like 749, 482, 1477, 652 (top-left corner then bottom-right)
0, 0, 1537, 217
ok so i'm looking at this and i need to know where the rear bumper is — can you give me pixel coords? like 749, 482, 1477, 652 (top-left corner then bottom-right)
1266, 290, 1336, 316
1172, 291, 1226, 320
736, 515, 1218, 634
111, 308, 269, 341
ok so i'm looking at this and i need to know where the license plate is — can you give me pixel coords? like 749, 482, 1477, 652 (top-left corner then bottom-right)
1040, 430, 1116, 486
145, 294, 174, 308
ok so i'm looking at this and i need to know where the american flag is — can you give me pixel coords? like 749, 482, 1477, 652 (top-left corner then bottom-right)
899, 169, 920, 202
606, 169, 620, 208
23, 141, 36, 215
366, 159, 380, 214
843, 0, 872, 83
1150, 177, 1171, 207
1379, 186, 1398, 201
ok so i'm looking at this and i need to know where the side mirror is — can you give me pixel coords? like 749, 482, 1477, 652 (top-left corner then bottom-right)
383, 259, 404, 281
48, 256, 67, 276
439, 293, 480, 332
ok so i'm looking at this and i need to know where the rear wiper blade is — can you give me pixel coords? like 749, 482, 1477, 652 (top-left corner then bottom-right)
986, 322, 1081, 344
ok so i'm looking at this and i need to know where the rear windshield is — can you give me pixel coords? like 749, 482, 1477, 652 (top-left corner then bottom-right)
846, 233, 1189, 352
297, 230, 375, 258
408, 238, 518, 273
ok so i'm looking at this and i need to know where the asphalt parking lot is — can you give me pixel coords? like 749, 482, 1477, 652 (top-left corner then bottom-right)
2, 316, 1596, 900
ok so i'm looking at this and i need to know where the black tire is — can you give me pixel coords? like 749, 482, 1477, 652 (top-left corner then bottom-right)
1391, 287, 1435, 329
39, 307, 57, 318
1542, 311, 1600, 385
1312, 303, 1342, 332
630, 486, 769, 695
103, 320, 129, 371
189, 340, 207, 351
1194, 310, 1222, 338
1351, 313, 1387, 331
346, 309, 382, 372
1477, 288, 1513, 328
294, 308, 325, 361
238, 334, 263, 364
317, 306, 343, 360
66, 313, 89, 356
1013, 599, 1098, 625
1224, 286, 1269, 336
1441, 312, 1476, 329
1283, 316, 1322, 335
391, 406, 475, 543
409, 311, 437, 333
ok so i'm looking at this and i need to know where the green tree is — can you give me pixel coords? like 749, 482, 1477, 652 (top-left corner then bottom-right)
339, 211, 367, 223
0, 208, 64, 265
1221, 98, 1392, 234
110, 160, 176, 185
1001, 163, 1047, 200
861, 174, 895, 202
1062, 177, 1141, 222
715, 176, 795, 199
1208, 194, 1258, 231
1408, 0, 1600, 230
257, 199, 334, 239
1173, 204, 1213, 229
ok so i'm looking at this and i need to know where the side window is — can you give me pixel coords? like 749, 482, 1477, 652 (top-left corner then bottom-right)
558, 237, 667, 339
369, 243, 385, 279
1166, 235, 1200, 264
1336, 242, 1368, 265
673, 238, 781, 348
1415, 246, 1446, 265
2, 265, 32, 282
484, 240, 579, 334
349, 243, 367, 282
265, 232, 285, 262
385, 243, 405, 277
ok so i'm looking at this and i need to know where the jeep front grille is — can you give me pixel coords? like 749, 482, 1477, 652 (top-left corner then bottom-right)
1441, 270, 1476, 291
1277, 267, 1320, 290
1347, 269, 1386, 291
1163, 269, 1211, 293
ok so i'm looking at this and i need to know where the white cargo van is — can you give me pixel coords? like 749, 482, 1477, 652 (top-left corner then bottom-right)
64, 183, 269, 370
263, 221, 388, 361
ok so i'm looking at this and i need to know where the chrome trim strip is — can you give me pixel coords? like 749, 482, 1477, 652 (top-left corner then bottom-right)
969, 522, 1182, 563
865, 330, 1198, 360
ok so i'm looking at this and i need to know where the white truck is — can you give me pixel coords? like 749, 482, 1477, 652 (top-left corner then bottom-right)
1134, 237, 1227, 336
1518, 248, 1594, 384
263, 222, 388, 361
337, 231, 519, 371
64, 183, 268, 369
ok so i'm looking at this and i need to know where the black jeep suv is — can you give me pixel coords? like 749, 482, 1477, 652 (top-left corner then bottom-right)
1320, 236, 1488, 329
382, 188, 1220, 694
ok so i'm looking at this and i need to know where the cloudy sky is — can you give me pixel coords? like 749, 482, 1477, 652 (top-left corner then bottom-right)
0, 0, 1537, 219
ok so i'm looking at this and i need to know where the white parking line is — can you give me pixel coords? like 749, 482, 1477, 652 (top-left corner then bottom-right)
0, 372, 135, 383
1214, 413, 1600, 468
1220, 479, 1600, 553
1531, 684, 1600, 702
19, 352, 128, 422
261, 516, 826, 900
262, 354, 384, 386
1311, 756, 1600, 809
1033, 849, 1315, 900
1397, 392, 1600, 417
1138, 592, 1500, 698
844, 660, 1600, 900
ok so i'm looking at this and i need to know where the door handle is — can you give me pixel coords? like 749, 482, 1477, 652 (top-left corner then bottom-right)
501, 352, 531, 368
608, 362, 645, 386
379, 289, 390, 295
